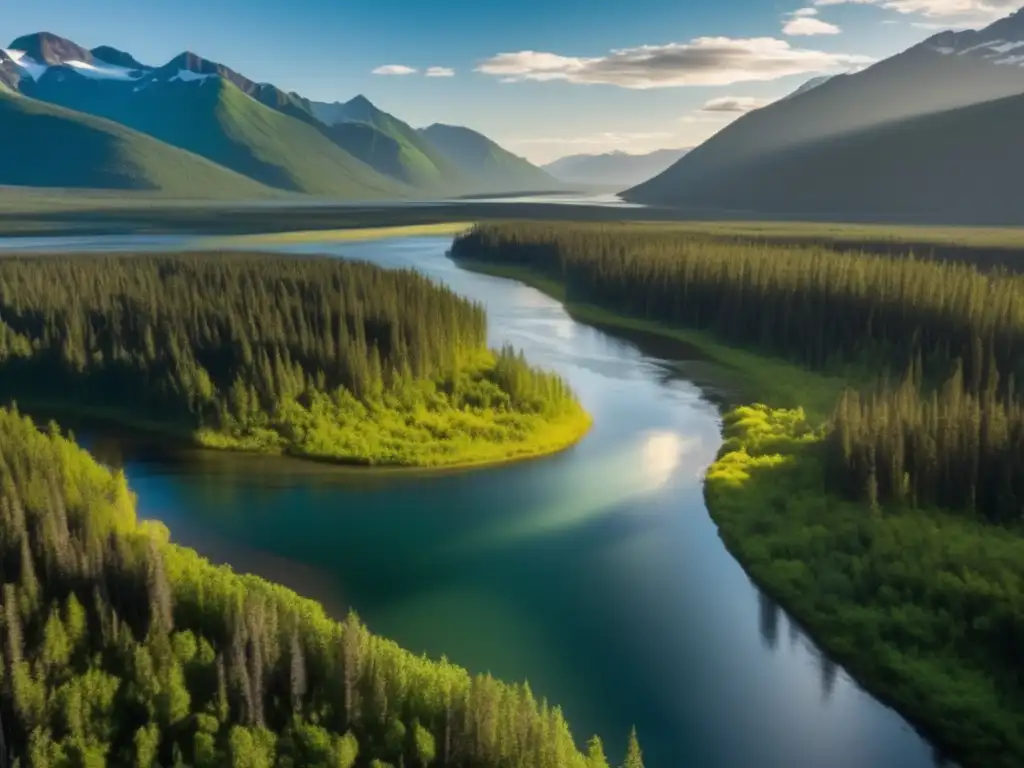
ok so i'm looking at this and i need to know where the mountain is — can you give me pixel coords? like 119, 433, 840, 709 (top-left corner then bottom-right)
418, 123, 560, 192
310, 95, 466, 190
625, 8, 1024, 209
544, 148, 690, 188
0, 89, 270, 196
641, 89, 1024, 225
8, 39, 409, 198
3, 31, 553, 198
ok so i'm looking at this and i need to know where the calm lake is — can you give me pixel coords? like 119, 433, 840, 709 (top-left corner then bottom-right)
0, 234, 943, 768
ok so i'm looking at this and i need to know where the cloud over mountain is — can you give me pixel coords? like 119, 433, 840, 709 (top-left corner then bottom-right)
476, 37, 873, 88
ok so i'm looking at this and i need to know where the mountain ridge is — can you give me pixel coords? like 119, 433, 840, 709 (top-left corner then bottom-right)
625, 7, 1024, 211
0, 88, 273, 197
2, 32, 553, 198
545, 147, 690, 188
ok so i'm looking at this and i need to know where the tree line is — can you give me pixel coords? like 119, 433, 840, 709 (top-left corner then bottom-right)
451, 223, 1024, 391
0, 406, 642, 767
452, 223, 1024, 523
0, 251, 582, 466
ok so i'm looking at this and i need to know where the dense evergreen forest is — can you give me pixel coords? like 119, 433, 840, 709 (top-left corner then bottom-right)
0, 406, 643, 767
0, 252, 587, 467
451, 222, 1024, 767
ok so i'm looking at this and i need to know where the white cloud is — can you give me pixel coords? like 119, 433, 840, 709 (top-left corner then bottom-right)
784, 16, 843, 34
699, 95, 772, 112
813, 0, 1016, 21
476, 37, 873, 89
425, 66, 455, 77
371, 64, 417, 75
783, 6, 842, 34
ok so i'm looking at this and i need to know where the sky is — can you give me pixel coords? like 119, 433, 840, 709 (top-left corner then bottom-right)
7, 0, 1019, 163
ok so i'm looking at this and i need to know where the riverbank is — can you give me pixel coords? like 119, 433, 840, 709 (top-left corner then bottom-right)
452, 255, 1024, 768
0, 250, 592, 473
11, 381, 593, 473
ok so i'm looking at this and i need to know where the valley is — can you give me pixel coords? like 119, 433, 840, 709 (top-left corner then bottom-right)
5, 3, 1024, 767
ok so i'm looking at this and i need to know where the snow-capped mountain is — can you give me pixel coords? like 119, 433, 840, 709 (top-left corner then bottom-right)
3, 33, 150, 84
923, 7, 1024, 64
625, 5, 1024, 212
0, 30, 555, 198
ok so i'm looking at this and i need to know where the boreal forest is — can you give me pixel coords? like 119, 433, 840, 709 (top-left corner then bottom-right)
0, 405, 641, 766
0, 253, 587, 467
451, 222, 1024, 767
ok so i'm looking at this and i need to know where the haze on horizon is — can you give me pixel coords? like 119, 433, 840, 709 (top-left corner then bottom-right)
7, 0, 1018, 163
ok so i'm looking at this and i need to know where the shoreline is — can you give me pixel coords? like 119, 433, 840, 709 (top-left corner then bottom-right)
13, 397, 593, 474
451, 254, 1008, 768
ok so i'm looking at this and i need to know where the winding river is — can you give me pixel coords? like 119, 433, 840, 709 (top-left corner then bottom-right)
0, 234, 943, 767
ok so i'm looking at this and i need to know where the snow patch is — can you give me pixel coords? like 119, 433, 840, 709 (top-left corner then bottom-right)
958, 39, 1001, 55
1, 49, 48, 81
64, 59, 142, 81
995, 54, 1024, 66
168, 68, 216, 83
930, 46, 955, 54
987, 40, 1024, 54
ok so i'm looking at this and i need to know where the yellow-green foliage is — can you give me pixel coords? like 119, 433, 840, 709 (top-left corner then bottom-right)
705, 404, 1024, 768
0, 406, 621, 766
0, 251, 588, 468
197, 350, 591, 467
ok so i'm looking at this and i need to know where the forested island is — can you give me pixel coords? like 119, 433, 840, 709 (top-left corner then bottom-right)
0, 405, 644, 766
450, 222, 1024, 768
0, 252, 589, 468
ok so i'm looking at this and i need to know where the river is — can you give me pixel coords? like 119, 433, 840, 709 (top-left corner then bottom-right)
0, 234, 943, 768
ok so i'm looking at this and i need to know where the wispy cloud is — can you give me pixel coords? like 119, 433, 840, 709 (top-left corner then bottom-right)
425, 66, 455, 77
371, 64, 417, 75
813, 0, 1015, 22
699, 95, 772, 112
476, 37, 873, 89
783, 7, 842, 35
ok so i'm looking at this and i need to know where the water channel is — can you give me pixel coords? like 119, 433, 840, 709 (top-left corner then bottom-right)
0, 233, 942, 767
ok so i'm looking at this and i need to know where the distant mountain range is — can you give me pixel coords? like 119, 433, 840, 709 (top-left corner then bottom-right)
624, 7, 1024, 224
0, 32, 561, 198
543, 148, 690, 188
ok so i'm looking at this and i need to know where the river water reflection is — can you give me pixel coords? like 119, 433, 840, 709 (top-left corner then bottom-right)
3, 234, 943, 767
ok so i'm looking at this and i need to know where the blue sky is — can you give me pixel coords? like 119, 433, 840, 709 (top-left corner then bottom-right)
7, 0, 1016, 163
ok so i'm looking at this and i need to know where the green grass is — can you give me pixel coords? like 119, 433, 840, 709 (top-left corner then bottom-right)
0, 91, 272, 198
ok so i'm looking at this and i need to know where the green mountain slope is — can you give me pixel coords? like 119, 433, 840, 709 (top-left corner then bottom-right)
27, 76, 410, 197
419, 123, 561, 192
0, 90, 271, 196
311, 96, 465, 191
627, 91, 1024, 225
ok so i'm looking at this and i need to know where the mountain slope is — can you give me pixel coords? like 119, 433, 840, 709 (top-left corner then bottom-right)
625, 8, 1024, 205
419, 123, 560, 192
544, 148, 689, 187
24, 73, 410, 197
0, 90, 271, 196
633, 90, 1024, 224
310, 96, 466, 190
